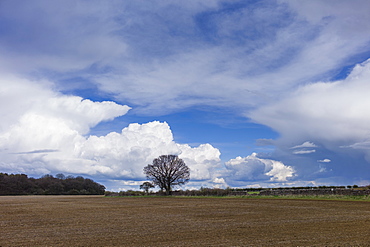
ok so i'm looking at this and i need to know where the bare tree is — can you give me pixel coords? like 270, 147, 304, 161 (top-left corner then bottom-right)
143, 155, 190, 195
140, 181, 154, 194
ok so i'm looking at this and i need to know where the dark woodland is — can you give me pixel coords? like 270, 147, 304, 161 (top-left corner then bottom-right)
0, 173, 105, 195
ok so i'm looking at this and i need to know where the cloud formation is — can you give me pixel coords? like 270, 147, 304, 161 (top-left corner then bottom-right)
225, 153, 294, 186
318, 159, 331, 163
292, 150, 316, 155
291, 142, 318, 149
1, 1, 370, 188
251, 59, 370, 185
252, 59, 370, 146
2, 1, 370, 116
78, 121, 222, 182
0, 76, 222, 190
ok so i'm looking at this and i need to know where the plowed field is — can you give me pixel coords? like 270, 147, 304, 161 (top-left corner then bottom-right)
1, 196, 370, 246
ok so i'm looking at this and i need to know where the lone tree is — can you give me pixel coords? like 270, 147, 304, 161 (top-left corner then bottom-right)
140, 181, 155, 194
143, 155, 190, 195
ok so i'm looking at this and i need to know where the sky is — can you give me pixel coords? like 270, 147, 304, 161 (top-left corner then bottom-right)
1, 0, 370, 191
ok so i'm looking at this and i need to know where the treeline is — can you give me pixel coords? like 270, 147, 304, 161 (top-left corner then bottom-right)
231, 185, 364, 191
0, 173, 105, 195
105, 185, 370, 197
105, 187, 234, 197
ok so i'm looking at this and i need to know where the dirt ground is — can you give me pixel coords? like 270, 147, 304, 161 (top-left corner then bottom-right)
1, 196, 370, 246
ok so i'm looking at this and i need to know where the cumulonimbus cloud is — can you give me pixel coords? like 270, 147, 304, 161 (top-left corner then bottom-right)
250, 59, 370, 184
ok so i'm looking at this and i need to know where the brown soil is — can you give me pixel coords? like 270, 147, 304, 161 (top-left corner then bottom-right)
1, 196, 370, 246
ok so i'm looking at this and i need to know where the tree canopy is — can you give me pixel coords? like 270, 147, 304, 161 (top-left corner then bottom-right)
0, 173, 105, 195
143, 155, 190, 195
140, 181, 155, 194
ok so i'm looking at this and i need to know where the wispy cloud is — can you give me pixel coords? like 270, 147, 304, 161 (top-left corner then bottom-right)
13, 149, 59, 155
342, 140, 370, 150
3, 1, 369, 115
291, 142, 318, 149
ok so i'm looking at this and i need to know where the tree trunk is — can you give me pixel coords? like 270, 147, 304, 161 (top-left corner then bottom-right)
165, 182, 172, 195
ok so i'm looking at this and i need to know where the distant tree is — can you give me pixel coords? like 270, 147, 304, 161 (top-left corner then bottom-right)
143, 155, 190, 195
140, 182, 155, 194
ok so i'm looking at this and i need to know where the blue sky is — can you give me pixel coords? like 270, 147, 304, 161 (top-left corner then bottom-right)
1, 0, 370, 191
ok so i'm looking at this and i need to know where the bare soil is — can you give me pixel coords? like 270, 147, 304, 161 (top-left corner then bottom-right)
1, 196, 370, 246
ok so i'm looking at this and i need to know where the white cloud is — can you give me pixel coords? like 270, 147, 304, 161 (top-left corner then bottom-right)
2, 119, 222, 184
0, 78, 130, 154
290, 142, 317, 155
178, 143, 221, 181
279, 0, 370, 70
3, 1, 370, 116
0, 78, 130, 182
291, 141, 317, 149
251, 59, 370, 145
103, 0, 370, 115
318, 159, 331, 163
265, 159, 295, 182
292, 150, 316, 155
78, 122, 221, 182
0, 80, 222, 189
76, 121, 178, 178
251, 59, 370, 184
225, 153, 295, 184
0, 75, 131, 134
343, 140, 370, 150
213, 177, 226, 184
0, 75, 54, 131
0, 75, 223, 190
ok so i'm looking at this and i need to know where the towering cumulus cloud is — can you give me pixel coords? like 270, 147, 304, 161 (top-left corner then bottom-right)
225, 153, 294, 187
0, 77, 221, 190
0, 76, 128, 176
78, 122, 221, 183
